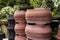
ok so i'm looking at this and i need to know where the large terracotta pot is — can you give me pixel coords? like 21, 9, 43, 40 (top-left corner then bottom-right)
14, 22, 26, 36
15, 36, 26, 40
14, 10, 25, 22
25, 24, 52, 40
25, 8, 51, 24
56, 25, 60, 40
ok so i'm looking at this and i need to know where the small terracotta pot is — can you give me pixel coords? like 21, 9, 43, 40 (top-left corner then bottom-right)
56, 25, 60, 40
14, 23, 26, 36
14, 10, 25, 22
25, 24, 52, 39
25, 8, 51, 23
15, 36, 26, 40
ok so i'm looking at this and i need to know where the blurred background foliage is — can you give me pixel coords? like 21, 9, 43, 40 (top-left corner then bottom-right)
0, 0, 60, 20
0, 0, 33, 21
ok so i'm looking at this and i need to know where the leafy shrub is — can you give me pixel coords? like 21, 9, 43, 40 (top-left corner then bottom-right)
46, 0, 54, 11
15, 0, 25, 5
0, 0, 15, 9
29, 0, 43, 8
0, 6, 20, 20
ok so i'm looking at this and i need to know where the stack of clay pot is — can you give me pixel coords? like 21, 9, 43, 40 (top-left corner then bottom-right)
56, 25, 60, 40
25, 8, 52, 40
14, 10, 26, 40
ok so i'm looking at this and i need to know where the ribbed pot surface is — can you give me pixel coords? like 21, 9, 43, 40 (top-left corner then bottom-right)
15, 36, 26, 40
14, 10, 25, 22
25, 8, 51, 23
14, 23, 26, 36
25, 24, 52, 39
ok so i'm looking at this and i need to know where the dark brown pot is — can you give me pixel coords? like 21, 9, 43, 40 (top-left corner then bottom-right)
14, 23, 26, 36
14, 10, 25, 22
15, 36, 26, 40
25, 8, 51, 24
25, 24, 52, 40
56, 25, 60, 40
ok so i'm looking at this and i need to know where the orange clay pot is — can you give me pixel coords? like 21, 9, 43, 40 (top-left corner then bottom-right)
14, 10, 25, 22
25, 8, 51, 24
25, 24, 52, 40
56, 25, 60, 40
14, 22, 26, 36
15, 36, 26, 40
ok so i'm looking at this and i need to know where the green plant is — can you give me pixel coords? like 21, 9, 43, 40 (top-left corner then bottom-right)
0, 6, 20, 21
15, 0, 25, 5
0, 6, 13, 21
55, 4, 60, 15
46, 0, 54, 11
13, 5, 20, 11
0, 0, 15, 9
29, 0, 43, 8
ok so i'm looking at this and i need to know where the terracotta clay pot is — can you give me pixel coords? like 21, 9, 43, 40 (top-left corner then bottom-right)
15, 36, 26, 40
14, 10, 25, 22
14, 22, 26, 36
26, 38, 50, 40
25, 24, 52, 40
56, 25, 60, 40
25, 8, 51, 24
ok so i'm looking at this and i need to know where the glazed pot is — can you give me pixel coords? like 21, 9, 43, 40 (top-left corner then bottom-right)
25, 24, 52, 40
14, 10, 25, 22
15, 36, 26, 40
14, 22, 26, 36
25, 8, 51, 24
56, 25, 60, 40
7, 15, 15, 40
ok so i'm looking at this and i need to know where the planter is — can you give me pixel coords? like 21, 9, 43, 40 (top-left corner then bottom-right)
25, 24, 52, 40
25, 8, 51, 24
7, 15, 15, 29
14, 10, 25, 23
14, 10, 26, 35
7, 15, 15, 40
15, 36, 26, 40
8, 29, 15, 40
14, 23, 26, 36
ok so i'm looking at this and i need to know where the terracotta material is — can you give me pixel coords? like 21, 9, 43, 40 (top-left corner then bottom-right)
26, 38, 50, 40
14, 23, 26, 36
56, 25, 60, 40
15, 36, 26, 40
25, 8, 51, 24
25, 24, 52, 40
14, 10, 25, 22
